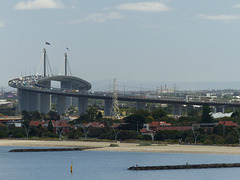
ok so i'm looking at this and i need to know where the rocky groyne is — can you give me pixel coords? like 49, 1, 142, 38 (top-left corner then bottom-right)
128, 163, 240, 170
9, 147, 95, 152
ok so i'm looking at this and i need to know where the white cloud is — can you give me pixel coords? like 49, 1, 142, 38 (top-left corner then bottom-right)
197, 14, 240, 22
116, 2, 171, 12
0, 21, 5, 28
70, 12, 123, 24
14, 0, 64, 10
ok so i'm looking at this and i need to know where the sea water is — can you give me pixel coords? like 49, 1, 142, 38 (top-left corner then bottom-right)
0, 146, 240, 180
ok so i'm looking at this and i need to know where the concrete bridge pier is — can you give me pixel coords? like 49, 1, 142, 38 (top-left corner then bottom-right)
78, 97, 88, 115
72, 84, 79, 106
40, 81, 51, 114
172, 104, 182, 117
215, 106, 225, 113
17, 89, 29, 113
57, 95, 67, 115
213, 107, 217, 114
61, 81, 72, 110
104, 99, 112, 116
28, 92, 39, 111
136, 102, 146, 110
222, 106, 225, 114
39, 93, 51, 114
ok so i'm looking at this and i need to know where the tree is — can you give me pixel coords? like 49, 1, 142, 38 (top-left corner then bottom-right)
188, 108, 199, 118
178, 116, 192, 126
22, 110, 31, 121
78, 105, 99, 123
31, 111, 41, 120
96, 111, 103, 120
48, 121, 54, 133
187, 108, 200, 123
231, 111, 240, 118
47, 110, 60, 120
0, 126, 7, 138
192, 127, 200, 144
22, 123, 30, 139
151, 108, 167, 121
133, 109, 150, 118
118, 130, 138, 141
11, 128, 25, 138
201, 104, 213, 123
123, 114, 146, 132
146, 116, 154, 123
29, 126, 38, 137
68, 128, 83, 139
155, 130, 181, 141
86, 105, 99, 120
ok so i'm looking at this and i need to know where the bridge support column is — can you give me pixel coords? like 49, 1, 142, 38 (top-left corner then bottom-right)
61, 81, 72, 110
78, 97, 88, 115
40, 93, 50, 114
104, 99, 112, 117
18, 89, 29, 113
172, 104, 182, 117
213, 107, 217, 114
57, 95, 66, 115
233, 107, 236, 112
136, 102, 146, 110
222, 106, 225, 114
39, 81, 51, 114
28, 92, 39, 111
72, 84, 79, 106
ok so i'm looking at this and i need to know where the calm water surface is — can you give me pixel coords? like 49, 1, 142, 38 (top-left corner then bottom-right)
0, 146, 240, 180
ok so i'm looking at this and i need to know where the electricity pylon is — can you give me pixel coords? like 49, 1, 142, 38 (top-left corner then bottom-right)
111, 79, 120, 119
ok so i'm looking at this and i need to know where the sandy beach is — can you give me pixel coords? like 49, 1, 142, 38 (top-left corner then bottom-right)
1, 139, 240, 155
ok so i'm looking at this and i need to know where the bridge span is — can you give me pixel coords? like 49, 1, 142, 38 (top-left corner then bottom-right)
8, 74, 240, 116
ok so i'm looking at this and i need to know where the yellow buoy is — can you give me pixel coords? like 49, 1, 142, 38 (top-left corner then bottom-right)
71, 161, 73, 173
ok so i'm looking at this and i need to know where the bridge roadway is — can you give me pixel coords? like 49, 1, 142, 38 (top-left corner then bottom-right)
8, 75, 240, 108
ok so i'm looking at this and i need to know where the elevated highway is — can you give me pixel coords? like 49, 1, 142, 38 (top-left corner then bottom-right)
9, 75, 240, 116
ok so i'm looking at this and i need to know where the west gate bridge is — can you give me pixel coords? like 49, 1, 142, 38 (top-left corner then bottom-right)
8, 49, 240, 116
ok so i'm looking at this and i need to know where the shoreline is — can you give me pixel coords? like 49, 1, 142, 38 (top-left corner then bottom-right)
1, 139, 240, 155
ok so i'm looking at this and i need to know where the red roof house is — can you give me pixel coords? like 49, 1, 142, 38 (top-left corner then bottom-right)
218, 121, 237, 127
84, 122, 105, 128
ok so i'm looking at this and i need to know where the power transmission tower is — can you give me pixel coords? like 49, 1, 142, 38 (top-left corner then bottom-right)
111, 79, 120, 119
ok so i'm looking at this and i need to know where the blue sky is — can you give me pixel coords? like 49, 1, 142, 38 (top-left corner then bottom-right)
2, 0, 240, 91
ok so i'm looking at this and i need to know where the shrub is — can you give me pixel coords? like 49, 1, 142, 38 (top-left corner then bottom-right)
216, 139, 226, 144
225, 133, 238, 144
203, 139, 213, 145
110, 143, 119, 147
68, 129, 83, 139
137, 134, 143, 140
11, 128, 25, 138
42, 132, 58, 138
139, 142, 152, 146
143, 135, 152, 141
0, 127, 7, 138
118, 130, 138, 141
